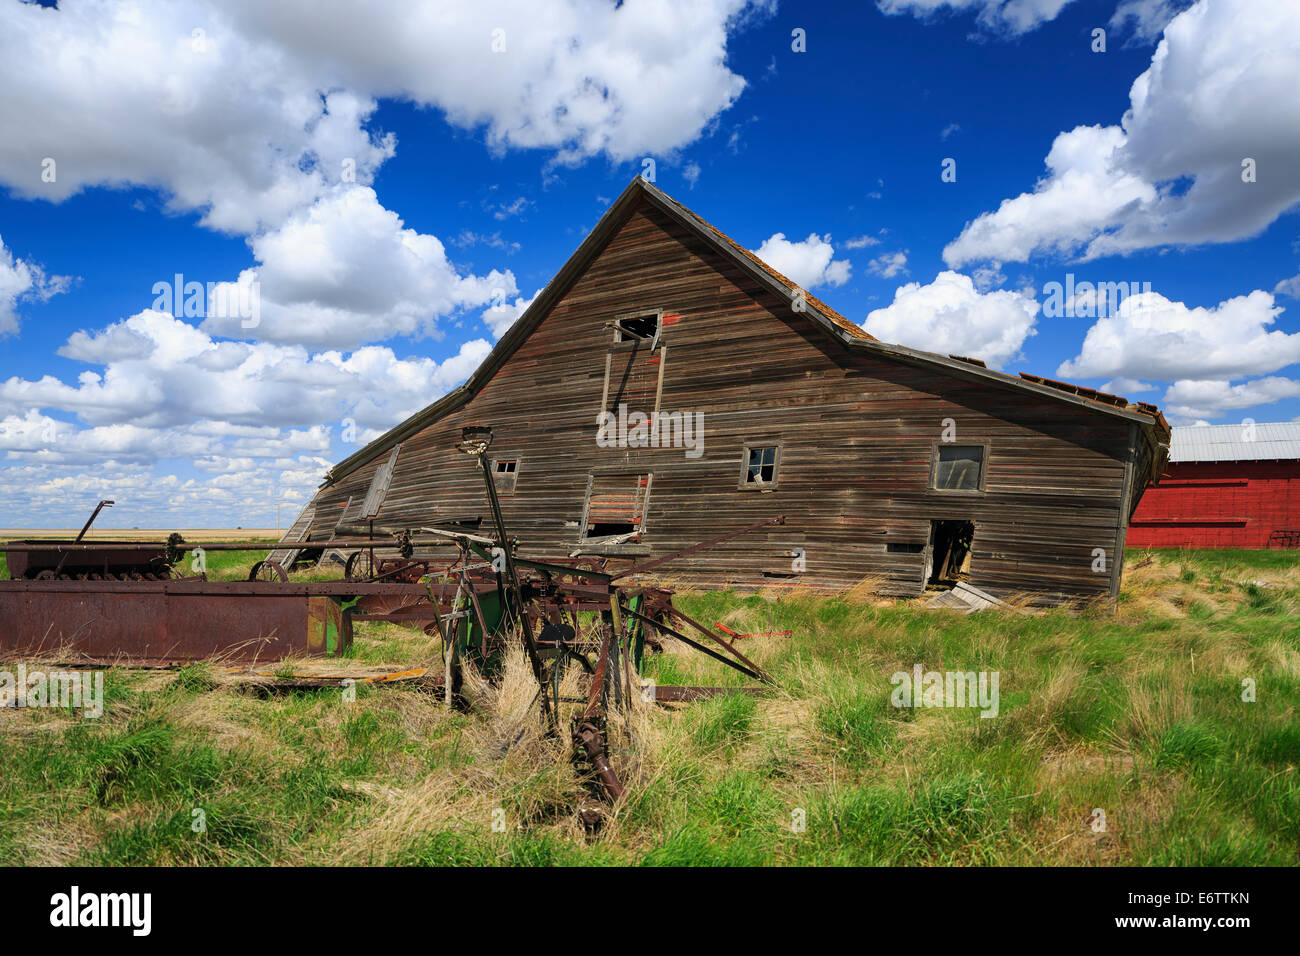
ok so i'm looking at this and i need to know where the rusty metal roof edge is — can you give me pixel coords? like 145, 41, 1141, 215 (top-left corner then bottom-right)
844, 337, 1167, 430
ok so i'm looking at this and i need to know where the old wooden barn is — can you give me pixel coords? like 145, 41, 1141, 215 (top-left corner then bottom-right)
279, 177, 1171, 603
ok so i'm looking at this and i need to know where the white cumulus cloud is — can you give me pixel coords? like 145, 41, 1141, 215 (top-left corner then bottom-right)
867, 251, 909, 279
0, 0, 761, 230
751, 233, 852, 289
201, 186, 518, 349
1161, 376, 1300, 421
482, 289, 542, 339
877, 0, 1077, 35
1056, 289, 1297, 382
863, 270, 1039, 368
1110, 0, 1195, 42
0, 236, 72, 336
944, 0, 1300, 266
2, 309, 489, 450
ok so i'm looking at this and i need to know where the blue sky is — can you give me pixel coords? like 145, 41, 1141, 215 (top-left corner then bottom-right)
1, 0, 1298, 527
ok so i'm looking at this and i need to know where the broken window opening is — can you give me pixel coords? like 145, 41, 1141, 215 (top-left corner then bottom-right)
615, 310, 661, 346
581, 473, 652, 545
927, 520, 974, 586
933, 444, 985, 492
741, 445, 780, 489
587, 521, 637, 538
492, 458, 519, 496
887, 542, 924, 554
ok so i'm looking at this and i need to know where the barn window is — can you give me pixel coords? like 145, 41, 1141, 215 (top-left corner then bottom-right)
886, 542, 924, 554
492, 458, 519, 496
581, 473, 652, 542
932, 444, 986, 492
740, 445, 781, 490
614, 310, 661, 346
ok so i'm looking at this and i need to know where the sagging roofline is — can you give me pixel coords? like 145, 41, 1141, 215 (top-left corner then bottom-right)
323, 176, 1169, 487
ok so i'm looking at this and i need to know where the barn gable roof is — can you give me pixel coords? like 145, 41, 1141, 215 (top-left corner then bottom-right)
326, 177, 1168, 484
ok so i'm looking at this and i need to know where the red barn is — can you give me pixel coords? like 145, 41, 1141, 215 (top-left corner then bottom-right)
1127, 422, 1300, 549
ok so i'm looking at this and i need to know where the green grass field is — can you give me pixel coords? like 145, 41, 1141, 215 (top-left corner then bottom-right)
1, 547, 1297, 866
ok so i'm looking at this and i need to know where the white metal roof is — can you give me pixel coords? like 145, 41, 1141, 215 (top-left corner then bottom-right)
1170, 422, 1300, 462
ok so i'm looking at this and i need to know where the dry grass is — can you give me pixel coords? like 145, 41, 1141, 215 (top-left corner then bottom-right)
2, 546, 1298, 866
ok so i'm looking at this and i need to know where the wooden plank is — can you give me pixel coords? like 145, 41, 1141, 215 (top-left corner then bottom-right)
362, 445, 401, 519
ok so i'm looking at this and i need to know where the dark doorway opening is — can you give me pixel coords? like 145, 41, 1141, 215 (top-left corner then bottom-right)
928, 520, 974, 586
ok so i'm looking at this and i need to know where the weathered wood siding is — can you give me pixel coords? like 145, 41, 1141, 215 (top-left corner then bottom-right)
307, 197, 1135, 601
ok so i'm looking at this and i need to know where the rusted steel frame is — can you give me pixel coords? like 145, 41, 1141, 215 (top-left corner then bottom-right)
538, 582, 627, 602
8, 547, 170, 582
666, 606, 773, 684
583, 628, 613, 719
608, 515, 786, 581
572, 717, 624, 802
444, 575, 466, 707
54, 499, 115, 577
607, 595, 634, 709
572, 626, 623, 802
463, 570, 492, 659
75, 500, 115, 542
416, 526, 497, 546
651, 685, 765, 703
598, 608, 619, 709
422, 581, 451, 647
473, 460, 548, 676
244, 667, 429, 686
564, 607, 601, 669
634, 611, 666, 655
0, 580, 467, 597
619, 604, 765, 683
610, 593, 636, 707
358, 560, 430, 584
512, 557, 613, 582
0, 537, 407, 553
551, 600, 615, 614
474, 454, 553, 727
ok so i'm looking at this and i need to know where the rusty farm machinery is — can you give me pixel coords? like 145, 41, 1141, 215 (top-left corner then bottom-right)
0, 426, 784, 810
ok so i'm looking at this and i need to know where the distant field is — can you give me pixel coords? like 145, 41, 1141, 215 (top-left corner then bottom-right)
0, 546, 1297, 866
0, 529, 279, 541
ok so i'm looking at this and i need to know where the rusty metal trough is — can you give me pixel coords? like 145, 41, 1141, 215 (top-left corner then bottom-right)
0, 578, 354, 664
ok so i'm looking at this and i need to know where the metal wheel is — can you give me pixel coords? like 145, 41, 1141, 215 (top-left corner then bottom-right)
345, 550, 375, 581
248, 560, 288, 582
